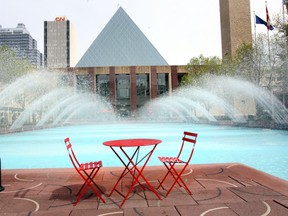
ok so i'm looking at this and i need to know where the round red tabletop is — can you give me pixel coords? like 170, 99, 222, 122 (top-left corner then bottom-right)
103, 138, 162, 147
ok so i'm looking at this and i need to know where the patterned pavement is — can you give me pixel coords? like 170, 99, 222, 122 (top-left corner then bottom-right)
0, 163, 288, 215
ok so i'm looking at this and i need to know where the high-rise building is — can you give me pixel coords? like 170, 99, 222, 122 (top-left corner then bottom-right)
219, 0, 252, 59
44, 17, 78, 69
0, 23, 43, 69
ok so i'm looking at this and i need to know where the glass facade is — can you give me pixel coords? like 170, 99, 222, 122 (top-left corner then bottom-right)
76, 75, 89, 92
68, 66, 186, 115
96, 74, 110, 99
116, 74, 130, 116
157, 73, 169, 95
136, 74, 150, 107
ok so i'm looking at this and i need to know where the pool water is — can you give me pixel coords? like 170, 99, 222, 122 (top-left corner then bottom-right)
0, 122, 287, 180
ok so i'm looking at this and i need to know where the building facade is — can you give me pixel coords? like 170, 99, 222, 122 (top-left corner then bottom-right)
0, 23, 43, 68
44, 17, 78, 68
67, 65, 187, 116
219, 0, 252, 59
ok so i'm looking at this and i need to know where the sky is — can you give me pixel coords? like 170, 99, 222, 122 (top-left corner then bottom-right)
1, 0, 283, 65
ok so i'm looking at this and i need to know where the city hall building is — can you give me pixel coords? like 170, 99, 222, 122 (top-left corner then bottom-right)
62, 1, 252, 115
0, 0, 256, 126
63, 7, 189, 115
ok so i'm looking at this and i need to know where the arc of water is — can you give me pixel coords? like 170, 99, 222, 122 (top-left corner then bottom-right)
216, 76, 288, 124
174, 96, 217, 122
52, 95, 91, 126
159, 99, 197, 121
0, 72, 56, 105
179, 87, 246, 123
52, 93, 115, 126
138, 96, 199, 122
62, 101, 107, 125
36, 91, 84, 127
10, 87, 72, 130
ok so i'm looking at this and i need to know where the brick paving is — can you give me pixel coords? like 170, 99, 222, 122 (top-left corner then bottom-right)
0, 163, 288, 215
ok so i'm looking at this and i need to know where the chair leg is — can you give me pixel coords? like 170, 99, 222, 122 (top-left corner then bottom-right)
76, 168, 98, 196
84, 169, 105, 194
157, 162, 181, 190
157, 162, 175, 189
75, 178, 106, 205
74, 168, 106, 205
165, 165, 192, 197
158, 163, 192, 197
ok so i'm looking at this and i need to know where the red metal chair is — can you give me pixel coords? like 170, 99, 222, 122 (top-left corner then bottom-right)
157, 131, 198, 197
64, 137, 106, 205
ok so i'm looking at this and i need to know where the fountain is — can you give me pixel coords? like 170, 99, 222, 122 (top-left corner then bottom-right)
0, 71, 116, 132
1, 72, 287, 131
137, 75, 288, 127
0, 71, 288, 180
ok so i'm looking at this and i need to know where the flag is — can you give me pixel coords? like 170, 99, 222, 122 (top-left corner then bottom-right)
266, 6, 274, 30
255, 15, 274, 31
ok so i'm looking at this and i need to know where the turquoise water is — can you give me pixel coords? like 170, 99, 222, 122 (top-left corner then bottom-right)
0, 122, 287, 180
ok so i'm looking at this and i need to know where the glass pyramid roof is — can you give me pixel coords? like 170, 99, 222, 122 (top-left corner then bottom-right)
76, 7, 168, 67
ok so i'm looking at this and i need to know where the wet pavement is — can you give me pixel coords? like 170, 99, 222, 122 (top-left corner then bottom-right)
0, 163, 288, 215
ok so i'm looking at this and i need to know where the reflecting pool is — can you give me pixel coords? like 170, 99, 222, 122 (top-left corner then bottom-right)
0, 122, 287, 180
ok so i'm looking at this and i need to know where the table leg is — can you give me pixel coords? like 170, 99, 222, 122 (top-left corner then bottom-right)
118, 145, 162, 208
108, 146, 142, 197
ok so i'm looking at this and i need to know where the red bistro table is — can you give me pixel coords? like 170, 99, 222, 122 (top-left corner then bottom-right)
103, 138, 162, 208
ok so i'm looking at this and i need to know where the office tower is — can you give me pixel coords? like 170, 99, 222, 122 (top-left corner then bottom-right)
219, 0, 252, 59
44, 17, 78, 68
0, 23, 43, 68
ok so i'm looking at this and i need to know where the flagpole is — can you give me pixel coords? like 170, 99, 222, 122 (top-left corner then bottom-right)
253, 11, 257, 43
266, 1, 271, 68
283, 0, 285, 22
284, 1, 288, 50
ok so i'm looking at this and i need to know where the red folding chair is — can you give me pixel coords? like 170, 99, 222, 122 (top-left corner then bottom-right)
157, 131, 198, 197
64, 137, 106, 205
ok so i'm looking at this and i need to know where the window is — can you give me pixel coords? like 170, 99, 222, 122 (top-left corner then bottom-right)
157, 73, 168, 95
76, 75, 89, 92
96, 74, 110, 98
136, 73, 150, 107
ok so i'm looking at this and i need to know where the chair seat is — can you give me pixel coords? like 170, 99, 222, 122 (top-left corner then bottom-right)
79, 161, 102, 171
64, 137, 105, 205
157, 131, 198, 197
158, 156, 184, 163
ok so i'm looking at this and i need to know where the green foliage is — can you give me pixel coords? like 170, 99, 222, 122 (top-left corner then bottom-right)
183, 54, 222, 86
184, 30, 287, 89
0, 46, 34, 83
233, 41, 265, 85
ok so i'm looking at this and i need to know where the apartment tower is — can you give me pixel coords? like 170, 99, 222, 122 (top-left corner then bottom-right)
0, 23, 43, 68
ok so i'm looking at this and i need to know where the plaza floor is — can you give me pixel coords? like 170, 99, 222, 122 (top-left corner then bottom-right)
0, 163, 288, 215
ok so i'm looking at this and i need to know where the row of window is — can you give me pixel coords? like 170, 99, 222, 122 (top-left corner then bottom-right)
72, 73, 168, 113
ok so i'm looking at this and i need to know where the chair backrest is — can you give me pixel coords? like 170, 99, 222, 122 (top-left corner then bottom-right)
176, 131, 198, 163
64, 137, 81, 169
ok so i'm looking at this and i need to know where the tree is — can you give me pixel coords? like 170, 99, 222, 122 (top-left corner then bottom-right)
0, 46, 34, 84
225, 31, 285, 90
182, 54, 222, 86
